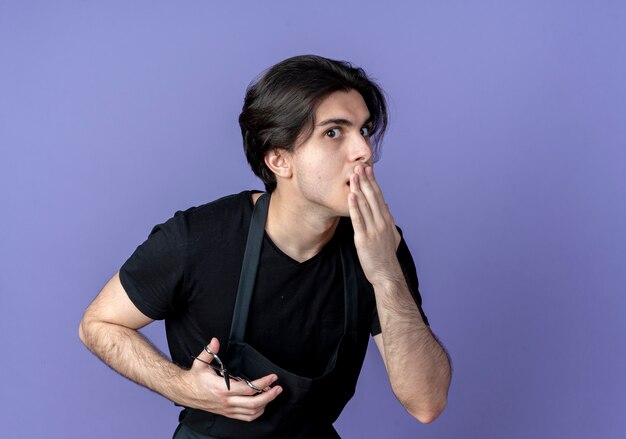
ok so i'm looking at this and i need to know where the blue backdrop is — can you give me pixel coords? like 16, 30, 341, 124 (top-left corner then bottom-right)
1, 1, 625, 437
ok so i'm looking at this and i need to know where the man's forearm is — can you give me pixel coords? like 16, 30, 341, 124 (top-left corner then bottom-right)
373, 273, 451, 423
79, 320, 191, 405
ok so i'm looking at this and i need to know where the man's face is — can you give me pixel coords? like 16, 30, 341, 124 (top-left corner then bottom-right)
286, 89, 373, 217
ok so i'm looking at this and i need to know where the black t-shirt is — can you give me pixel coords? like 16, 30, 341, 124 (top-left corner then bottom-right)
119, 191, 427, 378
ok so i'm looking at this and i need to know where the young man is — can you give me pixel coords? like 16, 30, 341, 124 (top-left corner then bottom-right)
79, 55, 451, 439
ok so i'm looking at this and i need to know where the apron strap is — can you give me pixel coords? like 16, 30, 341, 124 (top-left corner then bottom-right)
228, 192, 270, 343
228, 192, 358, 345
340, 242, 358, 334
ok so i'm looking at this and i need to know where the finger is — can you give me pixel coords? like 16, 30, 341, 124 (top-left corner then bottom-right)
364, 165, 383, 197
348, 192, 365, 234
362, 166, 396, 228
249, 373, 279, 393
226, 373, 278, 396
356, 166, 385, 222
361, 166, 384, 206
192, 337, 220, 368
226, 406, 266, 420
349, 167, 361, 194
226, 406, 267, 422
229, 385, 283, 410
350, 173, 375, 226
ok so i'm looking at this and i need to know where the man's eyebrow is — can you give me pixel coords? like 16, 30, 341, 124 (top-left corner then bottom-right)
316, 117, 372, 127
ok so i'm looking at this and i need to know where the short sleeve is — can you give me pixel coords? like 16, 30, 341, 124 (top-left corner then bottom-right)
119, 212, 187, 320
370, 227, 429, 336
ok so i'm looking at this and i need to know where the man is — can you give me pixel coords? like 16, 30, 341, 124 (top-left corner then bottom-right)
79, 54, 451, 439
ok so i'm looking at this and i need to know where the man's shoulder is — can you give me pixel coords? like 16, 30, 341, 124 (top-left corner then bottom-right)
176, 190, 255, 218
169, 190, 258, 238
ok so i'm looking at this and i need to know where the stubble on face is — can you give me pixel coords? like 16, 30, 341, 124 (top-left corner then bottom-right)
287, 90, 372, 219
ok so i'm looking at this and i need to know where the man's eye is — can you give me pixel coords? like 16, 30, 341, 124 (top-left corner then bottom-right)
360, 126, 371, 137
326, 128, 341, 138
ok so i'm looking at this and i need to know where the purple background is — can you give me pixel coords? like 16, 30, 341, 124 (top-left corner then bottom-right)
2, 1, 625, 438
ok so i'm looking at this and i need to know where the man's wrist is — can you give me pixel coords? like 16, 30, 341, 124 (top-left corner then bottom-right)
167, 366, 198, 408
370, 271, 405, 291
368, 258, 406, 289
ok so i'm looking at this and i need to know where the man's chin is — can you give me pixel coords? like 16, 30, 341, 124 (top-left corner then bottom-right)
336, 205, 351, 218
321, 203, 350, 219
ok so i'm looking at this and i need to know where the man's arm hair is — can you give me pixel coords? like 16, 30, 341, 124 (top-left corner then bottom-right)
78, 272, 191, 403
78, 272, 283, 421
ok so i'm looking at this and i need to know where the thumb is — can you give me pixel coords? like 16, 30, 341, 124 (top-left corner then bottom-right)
193, 337, 221, 367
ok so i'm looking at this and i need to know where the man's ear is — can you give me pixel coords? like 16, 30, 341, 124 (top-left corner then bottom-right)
264, 148, 292, 180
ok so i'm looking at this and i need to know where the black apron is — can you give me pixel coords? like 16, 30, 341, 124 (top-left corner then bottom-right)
180, 193, 361, 438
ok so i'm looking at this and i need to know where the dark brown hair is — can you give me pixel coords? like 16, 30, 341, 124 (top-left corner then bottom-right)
239, 54, 388, 192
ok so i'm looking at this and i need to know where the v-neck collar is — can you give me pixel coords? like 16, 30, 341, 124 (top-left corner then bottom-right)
246, 190, 342, 267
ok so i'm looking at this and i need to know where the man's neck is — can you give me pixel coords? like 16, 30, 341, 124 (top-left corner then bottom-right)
256, 189, 340, 263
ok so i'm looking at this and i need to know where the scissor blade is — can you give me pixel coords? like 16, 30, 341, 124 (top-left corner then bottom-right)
224, 369, 231, 391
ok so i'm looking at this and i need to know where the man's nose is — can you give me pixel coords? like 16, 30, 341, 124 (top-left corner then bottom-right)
351, 134, 373, 164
